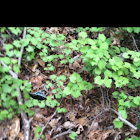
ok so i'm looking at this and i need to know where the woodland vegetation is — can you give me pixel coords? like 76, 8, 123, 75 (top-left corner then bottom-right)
0, 27, 140, 140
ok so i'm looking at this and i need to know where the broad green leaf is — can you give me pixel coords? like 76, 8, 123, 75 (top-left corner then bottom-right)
1, 110, 9, 118
2, 57, 11, 65
118, 110, 127, 119
118, 99, 125, 106
49, 39, 58, 47
10, 99, 16, 106
27, 109, 34, 116
30, 38, 38, 45
119, 90, 127, 100
77, 82, 85, 90
125, 101, 131, 108
38, 100, 45, 108
104, 69, 112, 77
2, 84, 12, 93
100, 42, 108, 50
98, 34, 106, 41
128, 82, 135, 89
94, 76, 104, 85
112, 91, 119, 98
117, 70, 124, 75
19, 104, 26, 110
127, 27, 133, 33
93, 55, 100, 63
86, 49, 95, 58
50, 34, 57, 40
71, 89, 81, 98
57, 107, 67, 113
78, 31, 87, 39
134, 27, 140, 34
4, 44, 13, 51
22, 39, 30, 47
57, 75, 66, 81
69, 131, 77, 140
69, 72, 77, 83
86, 38, 96, 46
124, 62, 131, 68
35, 126, 42, 138
122, 53, 129, 59
48, 65, 54, 71
33, 100, 39, 106
134, 57, 140, 62
133, 71, 140, 79
13, 64, 20, 73
13, 40, 21, 48
25, 100, 33, 108
13, 79, 22, 86
63, 87, 71, 96
109, 58, 115, 65
64, 48, 71, 55
98, 59, 106, 70
132, 79, 139, 86
26, 46, 34, 52
57, 34, 65, 40
104, 77, 112, 88
24, 92, 30, 99
113, 118, 123, 129
95, 67, 102, 75
50, 75, 57, 80
11, 90, 19, 97
133, 96, 140, 105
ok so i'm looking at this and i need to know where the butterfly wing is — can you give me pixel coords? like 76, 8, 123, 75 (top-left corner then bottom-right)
29, 91, 46, 100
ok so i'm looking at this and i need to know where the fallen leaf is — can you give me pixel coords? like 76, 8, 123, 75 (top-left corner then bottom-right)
9, 116, 20, 139
49, 119, 58, 130
73, 116, 87, 126
88, 129, 114, 140
30, 75, 44, 88
101, 129, 114, 140
88, 130, 100, 139
36, 59, 45, 67
63, 121, 75, 129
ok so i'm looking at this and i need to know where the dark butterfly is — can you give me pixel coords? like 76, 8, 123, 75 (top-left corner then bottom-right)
29, 90, 46, 100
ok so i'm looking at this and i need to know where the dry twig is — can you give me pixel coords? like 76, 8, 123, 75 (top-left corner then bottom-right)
131, 35, 140, 52
37, 98, 63, 140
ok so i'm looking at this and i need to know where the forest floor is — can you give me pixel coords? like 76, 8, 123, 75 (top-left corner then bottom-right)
0, 27, 140, 140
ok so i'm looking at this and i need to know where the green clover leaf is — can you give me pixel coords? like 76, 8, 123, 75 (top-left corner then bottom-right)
113, 118, 123, 129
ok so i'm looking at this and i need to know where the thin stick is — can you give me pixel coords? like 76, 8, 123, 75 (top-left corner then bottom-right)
1, 60, 17, 79
131, 35, 140, 52
83, 109, 107, 140
52, 129, 73, 139
100, 87, 105, 108
18, 27, 26, 66
110, 108, 137, 130
38, 110, 57, 140
37, 98, 63, 140
5, 29, 15, 41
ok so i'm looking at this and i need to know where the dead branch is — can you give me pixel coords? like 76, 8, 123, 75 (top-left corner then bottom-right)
110, 108, 137, 130
37, 98, 63, 140
52, 128, 73, 139
83, 109, 107, 140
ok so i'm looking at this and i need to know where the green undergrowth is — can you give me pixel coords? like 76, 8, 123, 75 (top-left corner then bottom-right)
0, 27, 140, 139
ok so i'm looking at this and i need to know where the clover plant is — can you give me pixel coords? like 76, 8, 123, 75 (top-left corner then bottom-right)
67, 28, 140, 130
